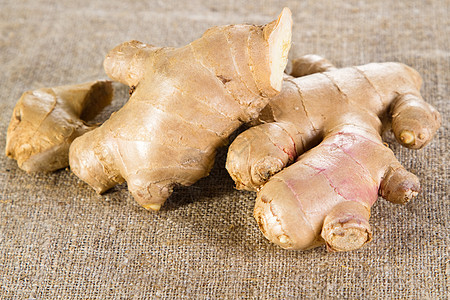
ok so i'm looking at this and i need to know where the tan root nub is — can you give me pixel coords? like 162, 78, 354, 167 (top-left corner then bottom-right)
227, 55, 440, 251
380, 166, 420, 204
69, 8, 292, 210
290, 54, 336, 77
391, 93, 441, 149
103, 40, 161, 87
399, 130, 415, 145
5, 81, 113, 173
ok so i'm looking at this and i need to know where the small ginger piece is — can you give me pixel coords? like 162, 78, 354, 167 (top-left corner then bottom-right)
69, 8, 293, 211
5, 81, 113, 172
226, 56, 441, 251
289, 54, 336, 77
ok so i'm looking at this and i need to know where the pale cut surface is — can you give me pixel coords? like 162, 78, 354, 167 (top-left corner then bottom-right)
265, 7, 292, 92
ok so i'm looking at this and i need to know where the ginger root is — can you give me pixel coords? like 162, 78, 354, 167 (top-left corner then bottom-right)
226, 56, 441, 251
69, 8, 293, 211
5, 81, 113, 172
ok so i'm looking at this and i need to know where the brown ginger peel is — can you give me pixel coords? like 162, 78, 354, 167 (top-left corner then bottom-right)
69, 8, 293, 211
226, 56, 441, 251
5, 81, 113, 172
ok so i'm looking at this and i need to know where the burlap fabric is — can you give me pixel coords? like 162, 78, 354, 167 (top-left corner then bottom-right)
0, 0, 448, 298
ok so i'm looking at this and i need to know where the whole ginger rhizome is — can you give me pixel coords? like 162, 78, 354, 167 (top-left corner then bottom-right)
5, 9, 441, 252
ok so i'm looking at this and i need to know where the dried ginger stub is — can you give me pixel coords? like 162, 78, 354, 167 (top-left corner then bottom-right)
226, 56, 441, 251
5, 81, 113, 173
69, 8, 293, 211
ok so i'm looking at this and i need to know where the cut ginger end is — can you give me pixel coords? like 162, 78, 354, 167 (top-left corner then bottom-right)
267, 7, 293, 92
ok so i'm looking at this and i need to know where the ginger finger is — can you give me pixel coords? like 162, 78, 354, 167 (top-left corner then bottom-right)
5, 81, 113, 172
391, 93, 442, 149
103, 40, 162, 88
226, 122, 297, 191
380, 160, 421, 205
290, 54, 336, 77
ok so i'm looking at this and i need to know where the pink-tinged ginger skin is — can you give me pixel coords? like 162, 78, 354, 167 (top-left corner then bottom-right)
69, 8, 292, 211
226, 55, 441, 251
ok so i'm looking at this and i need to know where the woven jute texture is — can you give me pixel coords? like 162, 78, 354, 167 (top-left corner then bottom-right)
0, 0, 448, 298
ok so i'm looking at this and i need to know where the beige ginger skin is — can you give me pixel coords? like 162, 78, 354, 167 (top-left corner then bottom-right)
69, 8, 293, 211
5, 81, 113, 172
226, 55, 441, 251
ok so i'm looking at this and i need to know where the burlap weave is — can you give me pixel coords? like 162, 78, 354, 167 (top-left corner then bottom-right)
0, 0, 448, 298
